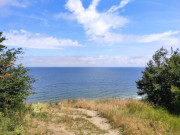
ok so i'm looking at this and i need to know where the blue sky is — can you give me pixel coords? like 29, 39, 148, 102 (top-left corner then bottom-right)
0, 0, 180, 67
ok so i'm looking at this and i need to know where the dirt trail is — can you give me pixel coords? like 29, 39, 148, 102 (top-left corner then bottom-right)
74, 108, 120, 135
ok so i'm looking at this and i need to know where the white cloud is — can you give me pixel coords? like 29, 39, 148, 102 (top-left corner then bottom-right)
108, 0, 131, 13
65, 0, 129, 38
64, 0, 179, 46
22, 55, 150, 67
137, 30, 179, 43
136, 30, 180, 48
93, 30, 180, 46
0, 0, 29, 8
4, 30, 83, 49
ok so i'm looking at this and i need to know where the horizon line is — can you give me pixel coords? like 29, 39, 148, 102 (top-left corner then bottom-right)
27, 66, 145, 68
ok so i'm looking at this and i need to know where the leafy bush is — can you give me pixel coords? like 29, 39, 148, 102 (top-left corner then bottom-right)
0, 32, 35, 110
136, 47, 180, 110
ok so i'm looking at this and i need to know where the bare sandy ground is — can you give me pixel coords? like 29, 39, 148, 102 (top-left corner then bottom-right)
74, 108, 120, 135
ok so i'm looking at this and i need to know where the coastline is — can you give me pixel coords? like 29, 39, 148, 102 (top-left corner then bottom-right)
26, 95, 143, 104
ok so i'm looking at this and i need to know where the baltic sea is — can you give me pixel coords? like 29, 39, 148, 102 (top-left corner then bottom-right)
27, 67, 144, 103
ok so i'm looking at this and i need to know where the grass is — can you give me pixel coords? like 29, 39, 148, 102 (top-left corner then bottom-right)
1, 99, 180, 135
0, 103, 53, 135
0, 104, 31, 135
61, 99, 180, 135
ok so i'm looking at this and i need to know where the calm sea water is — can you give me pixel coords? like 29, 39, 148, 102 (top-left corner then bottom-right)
27, 67, 144, 103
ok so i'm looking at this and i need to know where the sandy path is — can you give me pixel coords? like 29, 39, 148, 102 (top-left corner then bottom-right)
73, 108, 120, 135
47, 124, 75, 135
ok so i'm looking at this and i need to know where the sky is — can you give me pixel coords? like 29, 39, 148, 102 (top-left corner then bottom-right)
0, 0, 180, 67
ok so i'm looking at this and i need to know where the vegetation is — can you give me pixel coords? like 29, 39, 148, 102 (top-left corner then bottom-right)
136, 47, 180, 111
0, 32, 35, 134
0, 32, 35, 109
1, 99, 179, 135
67, 99, 180, 135
0, 101, 109, 135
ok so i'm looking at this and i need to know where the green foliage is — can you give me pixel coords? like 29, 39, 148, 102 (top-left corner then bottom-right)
136, 47, 180, 110
0, 104, 31, 135
0, 32, 35, 109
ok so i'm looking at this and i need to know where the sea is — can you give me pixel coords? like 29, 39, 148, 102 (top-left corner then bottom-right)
26, 67, 144, 103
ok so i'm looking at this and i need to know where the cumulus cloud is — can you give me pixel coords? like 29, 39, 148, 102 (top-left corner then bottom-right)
4, 30, 83, 49
22, 55, 150, 67
0, 0, 29, 8
65, 0, 129, 38
108, 0, 131, 13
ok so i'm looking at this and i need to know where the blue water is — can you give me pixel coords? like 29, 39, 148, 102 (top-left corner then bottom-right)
27, 67, 144, 103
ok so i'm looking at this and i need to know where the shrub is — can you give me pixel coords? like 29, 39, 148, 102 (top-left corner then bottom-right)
0, 32, 35, 110
136, 47, 180, 110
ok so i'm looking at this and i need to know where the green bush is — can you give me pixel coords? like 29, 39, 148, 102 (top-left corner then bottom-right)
0, 32, 35, 110
136, 47, 180, 111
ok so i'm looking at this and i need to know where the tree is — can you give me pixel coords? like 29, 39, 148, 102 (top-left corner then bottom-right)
0, 32, 35, 109
136, 47, 180, 110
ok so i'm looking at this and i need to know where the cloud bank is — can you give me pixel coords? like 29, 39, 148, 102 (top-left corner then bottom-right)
22, 55, 150, 67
